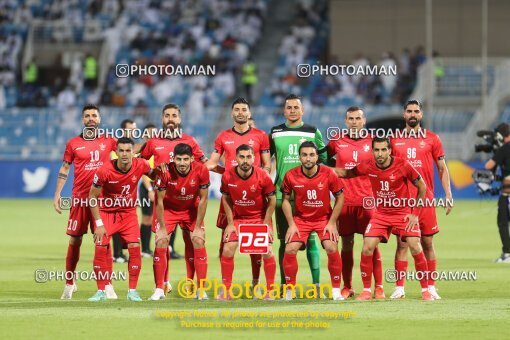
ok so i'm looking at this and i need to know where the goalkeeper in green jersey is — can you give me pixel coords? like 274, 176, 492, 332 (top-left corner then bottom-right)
269, 94, 328, 294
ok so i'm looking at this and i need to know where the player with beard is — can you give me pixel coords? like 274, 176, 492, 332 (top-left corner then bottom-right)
389, 100, 453, 300
205, 98, 271, 294
327, 106, 384, 299
54, 104, 117, 300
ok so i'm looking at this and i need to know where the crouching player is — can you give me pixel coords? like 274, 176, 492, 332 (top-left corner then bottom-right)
149, 143, 210, 300
88, 138, 156, 301
219, 144, 277, 300
334, 137, 434, 300
281, 141, 345, 301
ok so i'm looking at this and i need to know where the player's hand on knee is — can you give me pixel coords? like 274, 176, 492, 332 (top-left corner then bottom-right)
224, 224, 236, 242
94, 226, 106, 244
155, 228, 169, 244
285, 224, 300, 244
324, 222, 339, 242
404, 214, 419, 231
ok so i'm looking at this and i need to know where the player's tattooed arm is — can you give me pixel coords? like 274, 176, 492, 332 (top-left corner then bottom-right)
53, 161, 72, 214
261, 152, 272, 174
436, 158, 453, 215
282, 193, 300, 243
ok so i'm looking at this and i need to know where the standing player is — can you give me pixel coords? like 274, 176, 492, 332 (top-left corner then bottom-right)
327, 106, 384, 299
140, 103, 211, 294
53, 104, 117, 300
334, 137, 435, 301
149, 143, 210, 300
205, 98, 271, 291
88, 138, 156, 301
281, 141, 345, 301
219, 145, 277, 300
269, 94, 328, 293
390, 100, 453, 300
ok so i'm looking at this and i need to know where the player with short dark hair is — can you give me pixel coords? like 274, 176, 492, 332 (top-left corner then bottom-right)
327, 106, 384, 299
281, 141, 345, 301
389, 100, 453, 300
334, 137, 435, 301
219, 144, 277, 300
205, 97, 271, 294
54, 104, 117, 300
88, 137, 156, 301
149, 143, 210, 300
269, 94, 328, 294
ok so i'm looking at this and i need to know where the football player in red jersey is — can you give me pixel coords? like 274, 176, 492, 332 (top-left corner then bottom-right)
281, 141, 345, 301
149, 143, 210, 300
219, 144, 277, 300
390, 100, 453, 300
327, 106, 384, 299
140, 103, 216, 295
334, 137, 435, 301
88, 138, 157, 302
53, 104, 117, 300
206, 98, 271, 294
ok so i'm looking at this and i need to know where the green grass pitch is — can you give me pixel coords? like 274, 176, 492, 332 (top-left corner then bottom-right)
0, 199, 508, 339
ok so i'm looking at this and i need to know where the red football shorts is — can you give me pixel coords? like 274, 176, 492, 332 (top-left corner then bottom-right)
365, 211, 421, 243
216, 199, 228, 229
96, 209, 140, 246
152, 208, 203, 234
66, 203, 96, 236
337, 205, 374, 236
289, 218, 335, 246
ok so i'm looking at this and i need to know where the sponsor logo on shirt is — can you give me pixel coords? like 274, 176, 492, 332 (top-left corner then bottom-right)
294, 185, 304, 188
225, 141, 235, 144
273, 129, 283, 132
368, 174, 377, 177
228, 184, 237, 187
108, 180, 119, 184
394, 142, 405, 146
337, 144, 348, 148
155, 147, 165, 150
75, 147, 85, 150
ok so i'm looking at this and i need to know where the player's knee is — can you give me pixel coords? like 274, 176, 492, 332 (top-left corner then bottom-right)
420, 237, 434, 252
192, 238, 205, 248
156, 239, 168, 249
361, 243, 375, 256
127, 242, 140, 249
142, 216, 151, 225
285, 244, 299, 255
222, 243, 237, 257
69, 235, 82, 246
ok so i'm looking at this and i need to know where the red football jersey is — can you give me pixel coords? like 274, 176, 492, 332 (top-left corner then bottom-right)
353, 156, 421, 214
140, 133, 206, 166
220, 166, 276, 220
391, 129, 444, 199
154, 161, 210, 211
281, 165, 344, 221
93, 158, 151, 212
327, 136, 373, 206
63, 134, 117, 198
214, 127, 270, 170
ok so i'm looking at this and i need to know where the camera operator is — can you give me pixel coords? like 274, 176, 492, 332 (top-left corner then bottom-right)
485, 123, 510, 263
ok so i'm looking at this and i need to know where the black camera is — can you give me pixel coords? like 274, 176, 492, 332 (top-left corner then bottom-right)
472, 169, 500, 196
474, 129, 504, 153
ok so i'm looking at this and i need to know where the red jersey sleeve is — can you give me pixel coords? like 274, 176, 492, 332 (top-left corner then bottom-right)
140, 139, 152, 160
405, 160, 422, 183
140, 158, 151, 175
260, 133, 270, 153
213, 132, 224, 155
110, 138, 117, 152
326, 141, 335, 158
220, 172, 229, 195
262, 172, 276, 196
432, 134, 445, 160
92, 167, 106, 188
63, 140, 74, 164
199, 164, 210, 189
328, 168, 344, 196
280, 172, 292, 195
154, 171, 168, 191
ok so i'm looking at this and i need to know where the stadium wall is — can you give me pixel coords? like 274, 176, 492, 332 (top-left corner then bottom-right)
330, 0, 510, 60
0, 160, 492, 200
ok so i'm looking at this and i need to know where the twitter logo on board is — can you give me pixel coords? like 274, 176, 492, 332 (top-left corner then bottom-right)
22, 167, 50, 193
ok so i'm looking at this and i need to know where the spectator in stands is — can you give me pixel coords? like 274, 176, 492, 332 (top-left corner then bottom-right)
242, 57, 258, 102
23, 59, 38, 86
83, 54, 97, 89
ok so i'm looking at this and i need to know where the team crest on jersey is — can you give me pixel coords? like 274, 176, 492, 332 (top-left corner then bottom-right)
419, 140, 426, 148
131, 175, 137, 183
363, 144, 370, 152
250, 184, 256, 192
389, 173, 396, 181
317, 182, 324, 190
190, 179, 196, 187
248, 139, 255, 146
99, 143, 106, 151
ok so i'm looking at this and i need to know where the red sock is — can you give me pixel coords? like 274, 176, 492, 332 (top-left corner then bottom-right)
164, 247, 170, 282
93, 245, 108, 290
250, 254, 262, 282
327, 252, 342, 288
128, 247, 142, 290
263, 256, 276, 290
183, 232, 195, 280
153, 247, 167, 289
427, 259, 437, 286
341, 250, 353, 289
395, 260, 408, 287
194, 247, 208, 288
220, 255, 234, 290
105, 244, 113, 285
65, 244, 80, 285
282, 253, 298, 285
360, 253, 373, 290
373, 247, 383, 287
412, 251, 429, 289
